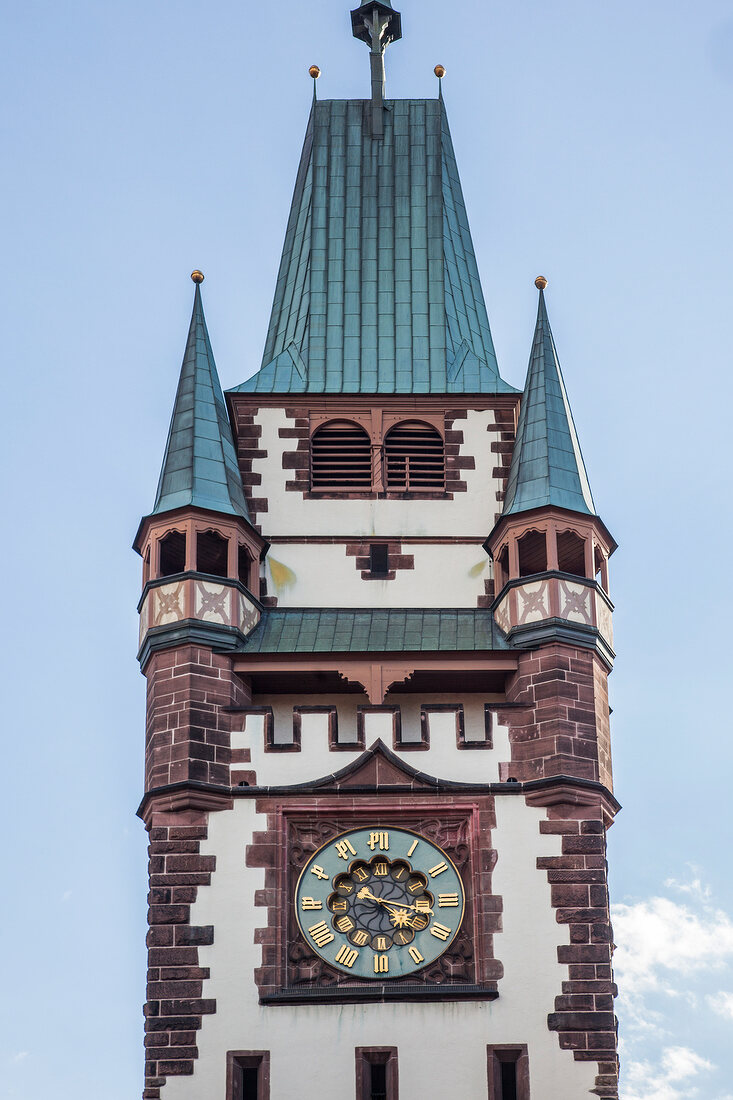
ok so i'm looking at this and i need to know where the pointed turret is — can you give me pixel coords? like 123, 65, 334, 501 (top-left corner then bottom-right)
486, 278, 616, 666
134, 273, 266, 670
503, 281, 595, 518
152, 273, 249, 520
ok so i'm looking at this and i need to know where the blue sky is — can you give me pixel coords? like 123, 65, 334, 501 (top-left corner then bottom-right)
2, 1, 733, 1096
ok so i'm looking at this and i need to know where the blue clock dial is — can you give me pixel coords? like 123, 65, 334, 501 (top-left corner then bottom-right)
295, 827, 466, 979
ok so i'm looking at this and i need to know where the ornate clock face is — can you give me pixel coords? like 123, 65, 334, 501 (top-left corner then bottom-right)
295, 827, 465, 979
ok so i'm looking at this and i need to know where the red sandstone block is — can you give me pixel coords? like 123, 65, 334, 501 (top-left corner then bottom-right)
563, 835, 605, 854
161, 968, 210, 983
556, 908, 608, 925
549, 1010, 615, 1031
546, 870, 606, 884
556, 1031, 588, 1050
157, 1060, 195, 1076
165, 855, 216, 873
590, 885, 609, 907
555, 994, 594, 1011
148, 905, 190, 925
150, 873, 210, 887
175, 926, 214, 946
149, 949, 199, 966
551, 885, 590, 907
161, 999, 216, 1016
540, 820, 580, 835
569, 925, 591, 944
147, 927, 174, 947
558, 945, 610, 963
170, 1031, 197, 1046
148, 981, 203, 999
145, 1016, 202, 1032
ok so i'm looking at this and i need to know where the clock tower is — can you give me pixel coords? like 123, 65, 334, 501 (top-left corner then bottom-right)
134, 7, 621, 1099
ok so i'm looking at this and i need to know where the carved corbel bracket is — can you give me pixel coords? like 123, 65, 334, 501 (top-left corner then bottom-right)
337, 661, 415, 703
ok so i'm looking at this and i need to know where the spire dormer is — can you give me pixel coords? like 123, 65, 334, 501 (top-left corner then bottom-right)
486, 278, 616, 666
134, 272, 266, 669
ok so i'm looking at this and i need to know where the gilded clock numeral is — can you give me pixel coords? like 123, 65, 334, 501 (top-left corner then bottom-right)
308, 920, 335, 947
351, 930, 370, 946
430, 922, 452, 941
334, 944, 359, 968
353, 866, 369, 882
375, 936, 388, 950
439, 893, 459, 907
331, 899, 348, 912
393, 866, 406, 880
336, 915, 355, 932
407, 838, 419, 857
338, 881, 354, 894
367, 831, 389, 851
407, 878, 424, 894
335, 838, 357, 860
373, 954, 389, 973
310, 864, 329, 881
414, 898, 432, 913
410, 914, 428, 930
395, 930, 411, 945
428, 861, 448, 877
300, 897, 322, 911
408, 946, 424, 964
373, 862, 388, 877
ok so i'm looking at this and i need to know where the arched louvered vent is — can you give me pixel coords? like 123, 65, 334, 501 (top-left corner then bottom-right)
384, 421, 445, 490
311, 420, 372, 490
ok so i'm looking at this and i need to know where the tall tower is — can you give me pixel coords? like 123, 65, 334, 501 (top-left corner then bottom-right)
135, 11, 620, 1100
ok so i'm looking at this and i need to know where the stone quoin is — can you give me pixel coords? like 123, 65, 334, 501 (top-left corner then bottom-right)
133, 4, 621, 1097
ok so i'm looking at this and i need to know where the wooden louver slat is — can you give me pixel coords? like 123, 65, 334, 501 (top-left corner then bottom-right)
311, 421, 372, 489
385, 421, 445, 490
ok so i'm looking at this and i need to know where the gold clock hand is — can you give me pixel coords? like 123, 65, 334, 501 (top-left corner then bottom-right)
356, 886, 433, 916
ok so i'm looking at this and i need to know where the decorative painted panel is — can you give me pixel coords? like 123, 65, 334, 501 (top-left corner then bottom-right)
138, 577, 261, 645
557, 580, 593, 626
595, 591, 614, 648
515, 579, 551, 625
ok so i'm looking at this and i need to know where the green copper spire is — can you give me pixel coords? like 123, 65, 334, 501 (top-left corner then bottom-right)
502, 280, 595, 517
152, 275, 250, 520
231, 97, 516, 395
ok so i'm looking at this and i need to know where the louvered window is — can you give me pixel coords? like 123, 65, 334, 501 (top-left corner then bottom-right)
311, 421, 372, 490
384, 421, 445, 490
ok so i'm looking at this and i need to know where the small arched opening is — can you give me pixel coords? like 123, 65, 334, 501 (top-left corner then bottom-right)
159, 530, 186, 577
196, 530, 229, 578
557, 530, 587, 578
517, 530, 547, 577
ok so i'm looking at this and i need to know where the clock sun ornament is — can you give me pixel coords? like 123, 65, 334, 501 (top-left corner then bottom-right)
295, 827, 466, 980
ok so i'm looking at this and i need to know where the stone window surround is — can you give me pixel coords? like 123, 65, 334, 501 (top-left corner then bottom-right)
486, 1044, 530, 1100
308, 409, 446, 496
226, 1050, 270, 1100
355, 1046, 399, 1100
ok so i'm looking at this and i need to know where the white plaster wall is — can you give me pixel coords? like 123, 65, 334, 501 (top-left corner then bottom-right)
253, 407, 502, 538
160, 798, 597, 1100
264, 541, 491, 608
234, 695, 509, 787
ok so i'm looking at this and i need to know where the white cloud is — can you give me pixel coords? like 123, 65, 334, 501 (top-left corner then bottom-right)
707, 991, 733, 1020
9, 1052, 29, 1064
612, 894, 733, 998
622, 1046, 713, 1100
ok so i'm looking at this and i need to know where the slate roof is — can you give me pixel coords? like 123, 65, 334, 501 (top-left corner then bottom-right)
502, 289, 595, 517
238, 608, 510, 653
230, 98, 516, 395
151, 283, 250, 520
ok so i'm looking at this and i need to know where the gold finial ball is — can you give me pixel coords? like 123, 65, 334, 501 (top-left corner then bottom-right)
434, 64, 446, 78
309, 65, 321, 79
535, 275, 548, 290
191, 270, 204, 284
